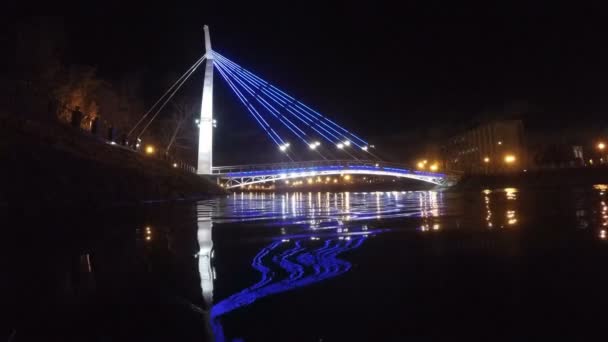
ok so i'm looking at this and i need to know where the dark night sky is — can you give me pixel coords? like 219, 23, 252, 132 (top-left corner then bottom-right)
10, 2, 608, 163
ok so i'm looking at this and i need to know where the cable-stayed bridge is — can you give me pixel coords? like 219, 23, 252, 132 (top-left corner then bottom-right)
128, 26, 458, 187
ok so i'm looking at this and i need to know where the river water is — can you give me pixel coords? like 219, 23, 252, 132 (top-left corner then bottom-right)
5, 185, 608, 340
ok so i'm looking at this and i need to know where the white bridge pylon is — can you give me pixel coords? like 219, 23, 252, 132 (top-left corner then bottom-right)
197, 25, 214, 175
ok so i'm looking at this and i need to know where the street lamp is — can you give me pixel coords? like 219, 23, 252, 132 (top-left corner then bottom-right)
483, 156, 490, 163
504, 154, 516, 164
145, 145, 156, 155
598, 142, 606, 150
430, 164, 438, 171
417, 162, 425, 169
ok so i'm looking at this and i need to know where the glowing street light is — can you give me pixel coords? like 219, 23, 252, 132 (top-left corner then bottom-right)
172, 163, 178, 168
309, 143, 317, 150
145, 145, 155, 155
361, 146, 368, 151
279, 142, 290, 152
417, 162, 425, 169
344, 140, 351, 146
430, 164, 438, 171
484, 156, 490, 163
504, 154, 516, 164
337, 143, 344, 149
598, 142, 606, 150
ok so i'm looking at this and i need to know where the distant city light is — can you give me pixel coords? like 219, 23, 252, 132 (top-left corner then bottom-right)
315, 141, 321, 146
417, 162, 425, 169
145, 145, 155, 155
504, 154, 516, 164
337, 143, 344, 149
498, 141, 503, 145
361, 146, 368, 151
344, 175, 351, 181
598, 142, 606, 150
172, 163, 178, 168
483, 156, 490, 163
430, 164, 438, 171
309, 143, 318, 150
344, 140, 351, 146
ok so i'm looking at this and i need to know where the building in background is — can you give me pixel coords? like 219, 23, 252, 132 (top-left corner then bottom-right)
441, 120, 526, 174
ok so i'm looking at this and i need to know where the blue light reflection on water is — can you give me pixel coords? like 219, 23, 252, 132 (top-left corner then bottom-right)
210, 236, 367, 341
198, 191, 447, 341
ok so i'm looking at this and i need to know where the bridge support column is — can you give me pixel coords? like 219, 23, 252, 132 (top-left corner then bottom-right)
197, 25, 214, 175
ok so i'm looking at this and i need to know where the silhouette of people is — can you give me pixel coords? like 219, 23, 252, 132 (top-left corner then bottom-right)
91, 116, 100, 136
70, 106, 83, 128
120, 132, 128, 146
107, 124, 117, 142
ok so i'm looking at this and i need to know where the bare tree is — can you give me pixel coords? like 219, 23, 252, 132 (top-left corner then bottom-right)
158, 96, 198, 162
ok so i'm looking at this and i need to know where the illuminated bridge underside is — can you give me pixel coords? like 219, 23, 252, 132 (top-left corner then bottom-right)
212, 160, 457, 188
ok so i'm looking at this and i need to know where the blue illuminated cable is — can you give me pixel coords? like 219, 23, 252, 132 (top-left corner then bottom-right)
215, 60, 308, 138
214, 58, 344, 146
216, 60, 308, 140
213, 55, 345, 141
214, 52, 369, 147
214, 58, 333, 142
214, 56, 346, 144
215, 61, 309, 144
215, 57, 362, 156
215, 64, 285, 146
216, 66, 281, 146
214, 52, 369, 148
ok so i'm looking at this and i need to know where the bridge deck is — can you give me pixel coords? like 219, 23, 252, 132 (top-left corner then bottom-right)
212, 160, 458, 188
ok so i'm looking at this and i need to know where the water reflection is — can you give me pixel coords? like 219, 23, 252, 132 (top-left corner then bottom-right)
192, 187, 608, 340
481, 188, 519, 229
209, 232, 368, 341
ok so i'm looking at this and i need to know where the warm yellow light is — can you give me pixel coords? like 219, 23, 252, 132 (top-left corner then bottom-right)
172, 163, 177, 168
145, 145, 155, 154
333, 179, 338, 183
344, 175, 351, 181
417, 162, 425, 169
483, 157, 490, 163
497, 141, 503, 145
504, 155, 516, 163
429, 164, 438, 171
422, 160, 428, 164
326, 177, 331, 181
598, 142, 606, 150
307, 178, 313, 184
145, 236, 151, 241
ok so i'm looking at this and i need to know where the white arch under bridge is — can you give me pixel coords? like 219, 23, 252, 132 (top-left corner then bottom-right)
212, 160, 460, 189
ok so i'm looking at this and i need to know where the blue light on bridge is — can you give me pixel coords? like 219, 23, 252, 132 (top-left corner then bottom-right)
225, 164, 446, 178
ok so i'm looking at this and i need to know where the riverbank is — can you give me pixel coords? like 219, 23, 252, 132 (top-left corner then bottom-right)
454, 167, 608, 190
0, 114, 224, 208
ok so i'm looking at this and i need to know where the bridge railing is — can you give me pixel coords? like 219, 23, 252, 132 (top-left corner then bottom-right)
211, 160, 448, 178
